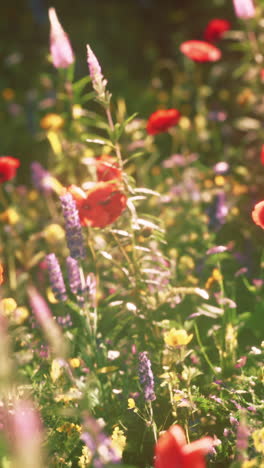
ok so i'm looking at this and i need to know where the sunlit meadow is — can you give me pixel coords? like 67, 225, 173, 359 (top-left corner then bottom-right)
0, 1, 263, 467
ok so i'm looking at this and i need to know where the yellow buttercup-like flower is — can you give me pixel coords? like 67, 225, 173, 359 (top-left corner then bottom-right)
128, 398, 136, 410
111, 426, 126, 457
205, 268, 222, 289
69, 358, 81, 368
164, 328, 193, 348
179, 116, 191, 130
50, 358, 64, 383
0, 298, 17, 316
40, 113, 64, 130
252, 427, 264, 454
0, 208, 19, 225
56, 422, 81, 434
78, 445, 92, 468
241, 459, 257, 468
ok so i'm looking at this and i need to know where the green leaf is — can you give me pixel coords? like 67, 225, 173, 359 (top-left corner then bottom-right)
124, 151, 145, 164
81, 91, 96, 103
83, 135, 114, 147
195, 303, 223, 319
72, 75, 92, 93
134, 188, 161, 197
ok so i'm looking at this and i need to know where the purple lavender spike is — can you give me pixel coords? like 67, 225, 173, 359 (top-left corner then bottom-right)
60, 192, 85, 260
46, 253, 67, 302
66, 256, 83, 295
138, 351, 156, 401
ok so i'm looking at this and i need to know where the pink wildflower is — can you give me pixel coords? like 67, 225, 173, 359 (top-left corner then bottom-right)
86, 44, 110, 103
7, 399, 44, 468
48, 8, 75, 68
28, 286, 67, 357
232, 0, 255, 19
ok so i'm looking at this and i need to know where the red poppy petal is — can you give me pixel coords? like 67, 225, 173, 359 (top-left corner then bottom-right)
252, 201, 264, 229
180, 40, 221, 62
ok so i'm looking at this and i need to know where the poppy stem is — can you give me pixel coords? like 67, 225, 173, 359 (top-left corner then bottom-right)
105, 106, 123, 171
0, 185, 8, 208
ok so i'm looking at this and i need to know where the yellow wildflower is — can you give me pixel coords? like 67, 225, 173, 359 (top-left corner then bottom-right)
111, 426, 126, 457
46, 287, 59, 304
0, 298, 17, 316
128, 398, 136, 410
236, 88, 255, 106
78, 445, 92, 468
50, 359, 64, 383
43, 224, 65, 244
56, 422, 81, 434
55, 387, 82, 403
194, 115, 206, 130
179, 116, 191, 130
252, 427, 264, 454
0, 208, 19, 225
40, 113, 64, 130
179, 255, 195, 271
205, 268, 222, 289
2, 457, 11, 468
241, 459, 257, 468
231, 207, 239, 216
214, 175, 225, 186
69, 358, 81, 368
28, 190, 39, 201
173, 393, 184, 403
72, 104, 84, 119
164, 328, 193, 348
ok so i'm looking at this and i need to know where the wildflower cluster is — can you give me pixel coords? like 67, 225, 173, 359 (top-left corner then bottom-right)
0, 2, 264, 467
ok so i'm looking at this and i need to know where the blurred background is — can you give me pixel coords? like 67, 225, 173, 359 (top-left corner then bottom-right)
0, 0, 234, 164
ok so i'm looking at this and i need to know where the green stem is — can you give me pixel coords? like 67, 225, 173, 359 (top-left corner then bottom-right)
111, 231, 135, 277
8, 245, 16, 291
105, 106, 123, 170
0, 186, 8, 208
194, 322, 215, 373
148, 401, 157, 443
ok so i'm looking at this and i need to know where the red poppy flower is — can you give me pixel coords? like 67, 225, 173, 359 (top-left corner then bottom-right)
180, 40, 221, 62
95, 155, 122, 182
260, 145, 264, 165
147, 109, 181, 135
204, 19, 231, 42
68, 182, 127, 228
0, 156, 20, 183
252, 200, 264, 229
154, 425, 213, 468
0, 264, 3, 285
